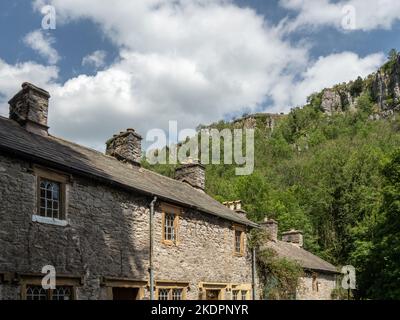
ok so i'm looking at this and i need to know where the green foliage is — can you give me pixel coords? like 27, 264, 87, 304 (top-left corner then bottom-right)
350, 76, 364, 97
388, 48, 398, 62
382, 48, 398, 73
205, 109, 400, 298
144, 87, 400, 299
257, 248, 304, 300
352, 150, 400, 299
249, 230, 304, 300
356, 91, 374, 115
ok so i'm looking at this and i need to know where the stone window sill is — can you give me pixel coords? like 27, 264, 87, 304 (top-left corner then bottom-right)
32, 214, 68, 226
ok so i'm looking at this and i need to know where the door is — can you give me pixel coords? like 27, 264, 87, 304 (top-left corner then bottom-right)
206, 289, 221, 300
112, 287, 140, 300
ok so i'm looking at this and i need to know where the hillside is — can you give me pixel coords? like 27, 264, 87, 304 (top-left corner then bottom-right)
143, 50, 400, 299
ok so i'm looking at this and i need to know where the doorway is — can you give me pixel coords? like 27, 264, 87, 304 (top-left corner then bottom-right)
112, 287, 140, 300
206, 289, 221, 300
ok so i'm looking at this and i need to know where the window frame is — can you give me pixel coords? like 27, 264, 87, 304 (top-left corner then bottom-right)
155, 281, 188, 300
233, 224, 245, 256
19, 274, 81, 300
161, 203, 181, 245
232, 289, 239, 300
33, 166, 69, 225
312, 273, 319, 292
231, 284, 251, 300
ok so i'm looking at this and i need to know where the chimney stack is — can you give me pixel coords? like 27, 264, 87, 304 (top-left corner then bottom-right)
175, 158, 205, 192
260, 217, 278, 242
106, 128, 143, 166
8, 82, 50, 136
282, 229, 303, 248
223, 200, 247, 218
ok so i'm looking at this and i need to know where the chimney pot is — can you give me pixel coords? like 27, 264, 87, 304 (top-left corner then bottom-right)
8, 82, 50, 136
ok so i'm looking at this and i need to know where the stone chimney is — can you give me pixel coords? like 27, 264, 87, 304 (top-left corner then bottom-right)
175, 159, 205, 192
260, 217, 278, 242
8, 82, 50, 136
106, 128, 142, 166
223, 200, 247, 218
282, 229, 303, 248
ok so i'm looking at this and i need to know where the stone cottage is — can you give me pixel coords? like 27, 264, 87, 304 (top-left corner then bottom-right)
0, 82, 259, 300
259, 218, 338, 300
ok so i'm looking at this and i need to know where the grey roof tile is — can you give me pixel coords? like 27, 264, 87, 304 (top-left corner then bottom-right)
0, 116, 258, 227
264, 240, 338, 273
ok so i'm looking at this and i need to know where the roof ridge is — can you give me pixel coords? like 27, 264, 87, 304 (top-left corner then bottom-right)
276, 240, 337, 269
48, 134, 191, 186
0, 116, 257, 227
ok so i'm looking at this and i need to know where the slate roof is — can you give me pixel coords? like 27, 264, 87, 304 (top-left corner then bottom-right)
265, 240, 338, 273
0, 116, 258, 227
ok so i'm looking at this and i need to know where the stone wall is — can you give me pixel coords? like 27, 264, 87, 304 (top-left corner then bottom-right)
106, 129, 142, 165
174, 163, 205, 191
8, 82, 50, 128
0, 153, 255, 300
296, 272, 337, 300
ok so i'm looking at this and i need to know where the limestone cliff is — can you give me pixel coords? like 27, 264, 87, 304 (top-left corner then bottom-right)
207, 52, 400, 130
371, 54, 400, 116
319, 52, 400, 117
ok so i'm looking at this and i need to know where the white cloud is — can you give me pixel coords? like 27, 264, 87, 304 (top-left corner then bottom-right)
290, 52, 385, 108
0, 1, 387, 151
0, 58, 58, 103
26, 0, 311, 148
23, 29, 60, 65
279, 0, 400, 32
82, 50, 107, 69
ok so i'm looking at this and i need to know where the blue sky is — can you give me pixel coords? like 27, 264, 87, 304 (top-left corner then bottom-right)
0, 0, 399, 150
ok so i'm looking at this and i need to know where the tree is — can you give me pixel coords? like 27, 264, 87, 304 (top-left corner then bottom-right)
355, 150, 400, 299
350, 76, 364, 97
388, 48, 398, 62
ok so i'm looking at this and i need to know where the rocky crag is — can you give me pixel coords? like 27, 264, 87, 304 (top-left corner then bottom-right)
222, 51, 400, 129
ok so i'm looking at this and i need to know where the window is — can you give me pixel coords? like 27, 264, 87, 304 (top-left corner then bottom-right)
233, 225, 245, 256
157, 288, 185, 300
25, 285, 73, 300
241, 290, 248, 300
52, 286, 73, 300
39, 179, 61, 219
235, 230, 242, 253
26, 286, 47, 300
172, 289, 183, 300
156, 282, 187, 300
232, 290, 239, 300
158, 289, 169, 300
161, 204, 180, 245
164, 213, 175, 241
312, 273, 319, 292
33, 166, 68, 225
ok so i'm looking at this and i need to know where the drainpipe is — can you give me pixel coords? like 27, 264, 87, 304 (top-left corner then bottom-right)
149, 196, 157, 300
252, 247, 256, 300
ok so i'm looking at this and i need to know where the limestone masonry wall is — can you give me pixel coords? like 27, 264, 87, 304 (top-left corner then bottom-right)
0, 153, 254, 300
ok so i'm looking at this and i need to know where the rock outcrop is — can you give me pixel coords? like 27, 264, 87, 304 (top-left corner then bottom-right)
319, 53, 400, 117
371, 54, 400, 116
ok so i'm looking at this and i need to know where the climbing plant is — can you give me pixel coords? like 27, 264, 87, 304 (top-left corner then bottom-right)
249, 230, 304, 300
